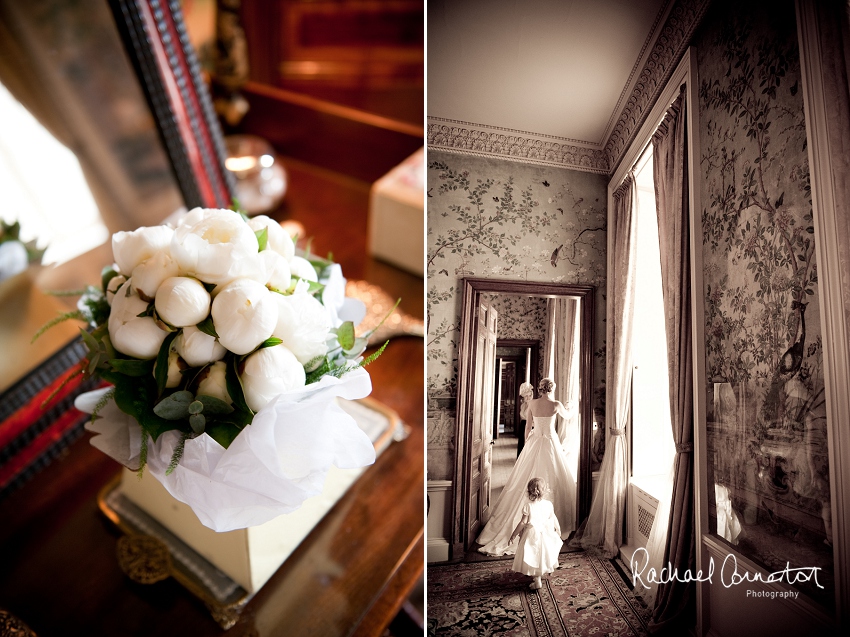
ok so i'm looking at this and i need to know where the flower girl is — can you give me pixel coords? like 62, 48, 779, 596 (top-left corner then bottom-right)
509, 477, 563, 589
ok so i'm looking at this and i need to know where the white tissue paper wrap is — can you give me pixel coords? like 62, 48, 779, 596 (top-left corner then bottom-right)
75, 367, 375, 532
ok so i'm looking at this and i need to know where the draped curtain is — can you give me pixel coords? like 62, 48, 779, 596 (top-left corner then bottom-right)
650, 90, 695, 629
546, 298, 580, 476
573, 174, 637, 557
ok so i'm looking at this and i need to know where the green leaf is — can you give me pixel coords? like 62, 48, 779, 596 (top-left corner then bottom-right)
109, 358, 155, 377
259, 336, 283, 349
79, 327, 101, 356
197, 394, 235, 415
359, 340, 388, 368
99, 368, 177, 441
343, 337, 368, 358
154, 331, 180, 396
101, 266, 120, 295
196, 316, 218, 338
337, 321, 356, 350
188, 400, 204, 415
153, 390, 194, 420
255, 227, 268, 251
32, 310, 86, 343
225, 355, 253, 416
189, 413, 206, 434
205, 420, 246, 449
165, 432, 189, 476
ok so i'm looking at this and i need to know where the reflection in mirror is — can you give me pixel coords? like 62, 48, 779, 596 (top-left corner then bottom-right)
454, 278, 594, 556
0, 0, 184, 267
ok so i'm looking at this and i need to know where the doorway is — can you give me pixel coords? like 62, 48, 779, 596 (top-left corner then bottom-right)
451, 278, 594, 558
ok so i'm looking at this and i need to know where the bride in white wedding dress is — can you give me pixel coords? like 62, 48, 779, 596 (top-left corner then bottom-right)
477, 377, 576, 556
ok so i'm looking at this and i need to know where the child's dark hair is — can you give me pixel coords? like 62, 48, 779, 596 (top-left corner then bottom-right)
527, 477, 546, 501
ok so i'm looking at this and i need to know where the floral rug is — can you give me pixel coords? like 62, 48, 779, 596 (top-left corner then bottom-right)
428, 553, 651, 636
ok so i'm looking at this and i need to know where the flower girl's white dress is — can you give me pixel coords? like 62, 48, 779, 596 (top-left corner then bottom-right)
476, 414, 575, 556
512, 498, 563, 577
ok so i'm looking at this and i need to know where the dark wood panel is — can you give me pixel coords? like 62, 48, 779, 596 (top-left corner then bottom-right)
236, 82, 423, 183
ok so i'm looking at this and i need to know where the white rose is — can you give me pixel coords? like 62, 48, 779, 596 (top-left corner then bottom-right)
105, 274, 127, 307
247, 215, 295, 260
272, 291, 331, 367
155, 277, 211, 327
175, 325, 226, 367
108, 278, 168, 359
196, 361, 231, 404
289, 256, 318, 282
171, 208, 259, 285
241, 345, 306, 412
112, 226, 174, 275
211, 278, 278, 355
131, 250, 179, 301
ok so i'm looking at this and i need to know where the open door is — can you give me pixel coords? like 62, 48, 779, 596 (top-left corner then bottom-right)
468, 297, 498, 540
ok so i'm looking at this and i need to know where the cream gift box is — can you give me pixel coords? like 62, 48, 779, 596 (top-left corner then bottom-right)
368, 148, 424, 275
115, 398, 397, 594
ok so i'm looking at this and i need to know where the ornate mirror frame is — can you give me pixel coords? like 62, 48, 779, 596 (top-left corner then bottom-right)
0, 0, 233, 497
451, 277, 595, 557
109, 0, 234, 208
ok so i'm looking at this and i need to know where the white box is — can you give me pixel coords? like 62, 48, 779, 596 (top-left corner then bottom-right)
118, 398, 397, 594
368, 148, 424, 275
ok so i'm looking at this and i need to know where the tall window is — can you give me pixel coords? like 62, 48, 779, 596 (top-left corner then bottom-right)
631, 148, 675, 479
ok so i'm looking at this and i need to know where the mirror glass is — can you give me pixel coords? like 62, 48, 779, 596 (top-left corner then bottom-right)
0, 0, 186, 391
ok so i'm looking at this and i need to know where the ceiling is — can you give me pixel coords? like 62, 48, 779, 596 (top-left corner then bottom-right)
428, 0, 671, 155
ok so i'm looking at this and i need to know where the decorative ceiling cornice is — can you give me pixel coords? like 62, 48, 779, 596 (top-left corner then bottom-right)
603, 0, 711, 171
428, 0, 712, 177
427, 118, 609, 175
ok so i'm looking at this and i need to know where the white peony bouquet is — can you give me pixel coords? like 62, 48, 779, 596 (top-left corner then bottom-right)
40, 208, 389, 531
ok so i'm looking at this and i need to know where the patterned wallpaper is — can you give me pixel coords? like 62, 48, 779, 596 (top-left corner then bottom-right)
480, 293, 548, 381
696, 0, 832, 600
427, 151, 607, 479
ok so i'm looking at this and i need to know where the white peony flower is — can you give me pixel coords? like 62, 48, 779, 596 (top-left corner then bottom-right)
196, 361, 231, 404
211, 278, 278, 355
131, 250, 179, 301
155, 276, 211, 327
258, 250, 291, 290
289, 255, 318, 282
247, 215, 295, 261
0, 240, 28, 281
108, 278, 168, 359
241, 345, 306, 412
112, 225, 174, 275
105, 274, 127, 307
171, 208, 259, 285
159, 347, 183, 388
175, 325, 226, 367
272, 291, 331, 367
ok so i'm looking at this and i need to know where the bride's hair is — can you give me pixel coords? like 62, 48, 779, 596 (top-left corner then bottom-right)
538, 378, 555, 393
527, 477, 546, 501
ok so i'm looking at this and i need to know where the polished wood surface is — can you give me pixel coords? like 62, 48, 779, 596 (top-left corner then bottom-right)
0, 158, 424, 636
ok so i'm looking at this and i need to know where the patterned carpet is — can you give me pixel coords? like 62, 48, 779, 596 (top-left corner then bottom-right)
428, 553, 651, 636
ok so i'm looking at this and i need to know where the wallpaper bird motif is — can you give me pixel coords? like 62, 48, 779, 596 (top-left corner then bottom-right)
427, 151, 607, 479
696, 0, 832, 604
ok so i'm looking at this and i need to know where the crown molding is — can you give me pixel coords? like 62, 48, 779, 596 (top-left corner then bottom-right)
603, 0, 711, 172
426, 118, 609, 174
428, 0, 711, 177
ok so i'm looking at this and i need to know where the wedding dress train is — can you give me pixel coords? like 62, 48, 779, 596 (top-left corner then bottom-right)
476, 415, 575, 556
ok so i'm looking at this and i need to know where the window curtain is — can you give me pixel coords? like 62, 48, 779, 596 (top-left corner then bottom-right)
650, 90, 695, 630
572, 174, 637, 557
547, 298, 580, 477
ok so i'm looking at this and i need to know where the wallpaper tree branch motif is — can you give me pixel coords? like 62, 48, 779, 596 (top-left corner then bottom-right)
427, 151, 607, 480
696, 0, 832, 605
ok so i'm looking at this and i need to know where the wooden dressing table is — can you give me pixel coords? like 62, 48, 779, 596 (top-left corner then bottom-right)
0, 151, 424, 636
